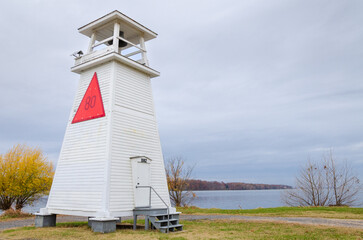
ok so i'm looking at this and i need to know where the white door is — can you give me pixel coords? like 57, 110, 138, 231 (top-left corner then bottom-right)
135, 161, 151, 207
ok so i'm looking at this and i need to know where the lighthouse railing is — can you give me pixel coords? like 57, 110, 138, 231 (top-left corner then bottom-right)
74, 46, 114, 65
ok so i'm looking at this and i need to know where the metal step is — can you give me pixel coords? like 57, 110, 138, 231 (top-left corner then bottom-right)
149, 212, 182, 217
133, 207, 168, 216
154, 218, 178, 223
134, 207, 167, 211
158, 224, 183, 233
149, 213, 180, 220
151, 219, 178, 228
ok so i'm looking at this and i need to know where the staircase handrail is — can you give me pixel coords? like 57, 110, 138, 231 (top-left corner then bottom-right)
136, 185, 170, 233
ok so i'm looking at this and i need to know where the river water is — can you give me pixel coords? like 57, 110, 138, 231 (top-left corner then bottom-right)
2, 189, 362, 214
190, 189, 287, 209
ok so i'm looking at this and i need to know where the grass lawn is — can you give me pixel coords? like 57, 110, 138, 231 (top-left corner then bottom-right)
0, 219, 362, 240
177, 206, 363, 220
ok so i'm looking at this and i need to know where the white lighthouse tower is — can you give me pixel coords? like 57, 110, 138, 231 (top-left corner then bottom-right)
35, 11, 182, 233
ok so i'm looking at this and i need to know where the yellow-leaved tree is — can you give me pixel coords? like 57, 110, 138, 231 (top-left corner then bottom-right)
0, 144, 54, 211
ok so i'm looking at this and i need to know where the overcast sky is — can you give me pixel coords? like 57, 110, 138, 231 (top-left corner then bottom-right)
1, 0, 362, 185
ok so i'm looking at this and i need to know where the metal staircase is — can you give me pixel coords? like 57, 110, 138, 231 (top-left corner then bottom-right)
133, 186, 183, 233
149, 212, 183, 233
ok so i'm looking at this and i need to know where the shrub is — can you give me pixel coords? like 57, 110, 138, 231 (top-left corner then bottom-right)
0, 144, 54, 211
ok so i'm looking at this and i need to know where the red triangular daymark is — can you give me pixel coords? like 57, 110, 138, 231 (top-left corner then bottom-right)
72, 72, 105, 124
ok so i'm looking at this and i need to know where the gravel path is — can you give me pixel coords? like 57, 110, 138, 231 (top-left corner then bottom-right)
1, 214, 362, 231
179, 215, 363, 229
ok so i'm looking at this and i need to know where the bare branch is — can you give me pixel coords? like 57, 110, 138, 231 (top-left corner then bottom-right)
165, 156, 195, 207
282, 150, 361, 207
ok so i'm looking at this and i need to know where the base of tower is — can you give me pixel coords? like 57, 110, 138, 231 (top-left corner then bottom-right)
40, 207, 133, 218
89, 217, 119, 233
35, 214, 56, 227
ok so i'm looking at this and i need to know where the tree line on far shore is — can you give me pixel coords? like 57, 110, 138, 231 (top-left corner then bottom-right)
185, 179, 292, 191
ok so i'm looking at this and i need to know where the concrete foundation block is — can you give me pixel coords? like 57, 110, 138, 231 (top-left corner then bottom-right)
88, 217, 93, 227
35, 214, 56, 227
89, 218, 117, 233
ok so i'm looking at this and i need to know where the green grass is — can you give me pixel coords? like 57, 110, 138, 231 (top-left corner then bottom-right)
177, 206, 363, 219
57, 221, 88, 228
0, 219, 362, 239
2, 226, 36, 233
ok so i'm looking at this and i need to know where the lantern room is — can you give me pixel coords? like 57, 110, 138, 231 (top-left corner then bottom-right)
71, 10, 159, 77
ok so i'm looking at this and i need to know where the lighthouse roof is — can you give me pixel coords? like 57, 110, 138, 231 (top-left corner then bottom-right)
78, 10, 157, 45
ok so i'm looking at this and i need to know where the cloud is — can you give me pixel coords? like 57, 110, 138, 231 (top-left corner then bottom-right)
0, 0, 362, 185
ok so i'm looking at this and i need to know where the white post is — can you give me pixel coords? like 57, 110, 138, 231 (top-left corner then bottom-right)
139, 36, 149, 66
113, 22, 120, 53
87, 32, 96, 53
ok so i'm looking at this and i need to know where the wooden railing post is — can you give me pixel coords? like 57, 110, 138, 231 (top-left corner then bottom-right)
113, 22, 121, 52
87, 32, 96, 53
139, 35, 149, 66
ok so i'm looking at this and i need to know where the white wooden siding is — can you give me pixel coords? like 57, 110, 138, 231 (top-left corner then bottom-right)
46, 60, 169, 217
114, 63, 154, 115
109, 62, 169, 211
109, 110, 170, 211
47, 62, 112, 213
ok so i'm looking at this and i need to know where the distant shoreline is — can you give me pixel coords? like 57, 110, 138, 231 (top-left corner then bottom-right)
186, 179, 292, 191
191, 189, 291, 191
